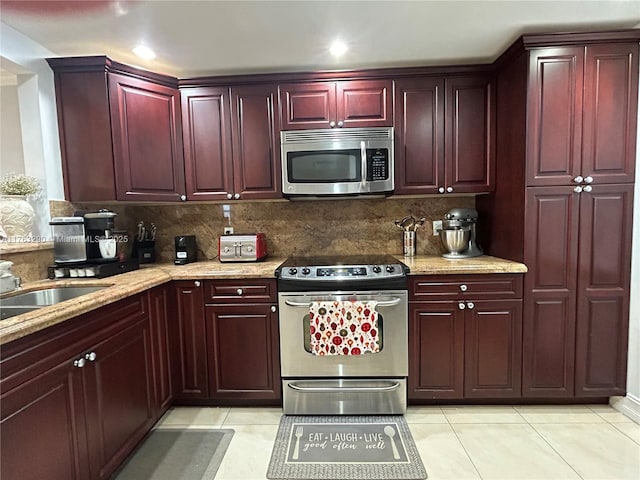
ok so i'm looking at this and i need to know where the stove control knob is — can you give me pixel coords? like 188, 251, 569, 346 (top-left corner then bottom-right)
288, 268, 298, 275
386, 265, 395, 273
302, 267, 311, 275
372, 265, 382, 273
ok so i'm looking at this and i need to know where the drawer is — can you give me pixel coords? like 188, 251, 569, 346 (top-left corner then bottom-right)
204, 279, 277, 303
409, 274, 523, 300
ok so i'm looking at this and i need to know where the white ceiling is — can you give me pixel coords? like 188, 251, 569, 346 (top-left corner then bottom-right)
1, 0, 640, 78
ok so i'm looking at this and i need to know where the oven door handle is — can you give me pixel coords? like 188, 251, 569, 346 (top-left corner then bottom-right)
287, 381, 401, 393
361, 140, 367, 190
284, 297, 402, 308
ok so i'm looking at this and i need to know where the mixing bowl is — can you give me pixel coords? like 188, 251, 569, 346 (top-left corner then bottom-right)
439, 227, 470, 255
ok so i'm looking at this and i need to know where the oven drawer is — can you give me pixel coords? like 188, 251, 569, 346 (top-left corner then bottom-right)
204, 279, 276, 304
409, 274, 523, 300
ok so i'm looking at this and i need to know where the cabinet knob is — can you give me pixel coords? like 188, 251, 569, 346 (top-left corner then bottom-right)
467, 302, 475, 310
180, 194, 187, 201
584, 176, 593, 184
583, 185, 592, 193
337, 121, 344, 127
271, 305, 277, 313
329, 121, 336, 128
438, 187, 445, 193
237, 288, 243, 296
459, 284, 468, 292
227, 193, 233, 199
458, 302, 466, 310
573, 175, 584, 184
73, 358, 86, 368
84, 352, 97, 362
234, 193, 240, 200
446, 186, 453, 193
574, 186, 583, 193
194, 281, 201, 287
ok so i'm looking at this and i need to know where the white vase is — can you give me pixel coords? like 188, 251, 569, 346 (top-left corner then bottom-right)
0, 195, 36, 239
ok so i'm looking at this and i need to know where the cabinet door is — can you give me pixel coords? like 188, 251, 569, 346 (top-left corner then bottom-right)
526, 47, 584, 186
84, 319, 155, 480
109, 73, 185, 201
464, 300, 522, 398
394, 77, 444, 194
205, 304, 281, 402
522, 187, 579, 397
148, 286, 173, 417
408, 302, 464, 399
445, 75, 494, 193
575, 184, 633, 396
171, 281, 209, 400
181, 86, 234, 200
279, 82, 336, 130
1, 360, 89, 480
230, 84, 281, 199
581, 43, 638, 184
336, 79, 393, 128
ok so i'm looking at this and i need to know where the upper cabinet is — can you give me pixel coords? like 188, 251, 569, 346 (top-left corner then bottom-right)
279, 80, 392, 130
48, 57, 186, 202
395, 73, 495, 195
527, 43, 638, 186
181, 83, 280, 201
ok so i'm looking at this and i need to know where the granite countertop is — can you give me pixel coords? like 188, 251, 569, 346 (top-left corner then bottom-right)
0, 255, 525, 345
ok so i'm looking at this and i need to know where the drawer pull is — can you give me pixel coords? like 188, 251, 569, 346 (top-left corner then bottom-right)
84, 352, 97, 362
459, 284, 468, 292
271, 305, 277, 312
194, 281, 201, 287
458, 302, 466, 310
467, 302, 475, 310
73, 358, 86, 368
237, 288, 243, 296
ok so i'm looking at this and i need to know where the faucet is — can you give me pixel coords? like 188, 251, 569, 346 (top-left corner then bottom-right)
0, 261, 21, 294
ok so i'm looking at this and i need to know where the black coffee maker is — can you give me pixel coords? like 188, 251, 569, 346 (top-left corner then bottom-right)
174, 235, 197, 265
83, 210, 118, 262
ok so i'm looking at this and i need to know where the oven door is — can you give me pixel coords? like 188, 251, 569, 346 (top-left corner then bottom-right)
278, 290, 408, 378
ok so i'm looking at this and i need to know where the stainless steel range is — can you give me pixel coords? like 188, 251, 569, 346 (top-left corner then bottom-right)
276, 255, 409, 415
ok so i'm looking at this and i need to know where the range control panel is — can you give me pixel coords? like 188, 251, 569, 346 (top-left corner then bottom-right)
279, 263, 405, 281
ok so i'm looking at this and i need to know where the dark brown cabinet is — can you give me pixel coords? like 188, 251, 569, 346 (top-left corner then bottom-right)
0, 295, 153, 480
181, 84, 280, 200
170, 280, 209, 401
204, 279, 281, 403
48, 57, 185, 202
279, 80, 392, 130
148, 285, 173, 416
409, 275, 523, 400
394, 74, 494, 195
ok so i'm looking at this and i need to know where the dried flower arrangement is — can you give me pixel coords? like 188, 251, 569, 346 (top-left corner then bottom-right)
0, 173, 41, 196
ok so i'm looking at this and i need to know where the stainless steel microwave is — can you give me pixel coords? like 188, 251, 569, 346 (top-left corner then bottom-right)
280, 127, 394, 198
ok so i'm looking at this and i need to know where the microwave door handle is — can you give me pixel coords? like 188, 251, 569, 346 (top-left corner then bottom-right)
360, 141, 367, 190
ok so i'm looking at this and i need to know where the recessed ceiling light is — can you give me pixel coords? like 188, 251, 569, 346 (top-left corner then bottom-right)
329, 40, 347, 57
132, 45, 156, 60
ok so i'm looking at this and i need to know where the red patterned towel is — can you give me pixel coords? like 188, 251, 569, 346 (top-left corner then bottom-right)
308, 300, 380, 355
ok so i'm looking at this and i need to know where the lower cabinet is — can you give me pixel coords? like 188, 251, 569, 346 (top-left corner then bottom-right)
0, 294, 154, 480
408, 275, 523, 400
148, 285, 173, 416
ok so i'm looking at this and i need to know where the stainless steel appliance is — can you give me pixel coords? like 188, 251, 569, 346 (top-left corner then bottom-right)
218, 233, 267, 262
276, 255, 409, 415
440, 207, 483, 258
281, 127, 394, 198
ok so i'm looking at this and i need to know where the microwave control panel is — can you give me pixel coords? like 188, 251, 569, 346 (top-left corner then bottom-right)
367, 149, 389, 180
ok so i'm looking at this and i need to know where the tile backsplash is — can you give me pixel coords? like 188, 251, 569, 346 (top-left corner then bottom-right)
76, 196, 475, 262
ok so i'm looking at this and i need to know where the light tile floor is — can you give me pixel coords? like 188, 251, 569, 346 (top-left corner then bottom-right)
156, 404, 640, 480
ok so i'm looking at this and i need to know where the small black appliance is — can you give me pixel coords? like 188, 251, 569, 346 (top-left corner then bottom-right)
174, 235, 198, 265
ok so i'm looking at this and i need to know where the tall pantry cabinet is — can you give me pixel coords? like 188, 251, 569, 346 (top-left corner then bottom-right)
477, 32, 639, 399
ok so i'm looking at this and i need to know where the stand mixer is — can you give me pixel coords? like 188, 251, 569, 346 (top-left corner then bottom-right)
439, 208, 483, 258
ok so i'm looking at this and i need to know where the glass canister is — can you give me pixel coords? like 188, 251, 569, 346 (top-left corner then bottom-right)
403, 231, 416, 257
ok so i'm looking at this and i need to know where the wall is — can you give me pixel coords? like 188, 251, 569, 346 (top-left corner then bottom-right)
0, 84, 25, 174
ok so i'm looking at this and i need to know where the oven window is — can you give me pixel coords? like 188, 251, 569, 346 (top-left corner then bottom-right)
287, 150, 361, 183
303, 313, 384, 354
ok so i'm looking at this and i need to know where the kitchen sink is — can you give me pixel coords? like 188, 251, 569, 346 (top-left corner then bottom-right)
0, 286, 107, 320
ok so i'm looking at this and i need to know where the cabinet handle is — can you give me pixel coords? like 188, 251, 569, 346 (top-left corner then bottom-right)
583, 185, 592, 193
180, 194, 186, 201
467, 302, 475, 310
446, 186, 453, 193
573, 175, 584, 184
438, 187, 445, 193
584, 176, 593, 184
73, 358, 86, 368
337, 120, 344, 127
237, 288, 243, 296
459, 284, 468, 292
85, 352, 97, 362
226, 193, 233, 199
234, 193, 240, 200
271, 305, 277, 312
458, 302, 466, 310
329, 121, 336, 128
194, 281, 201, 287
574, 186, 583, 193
